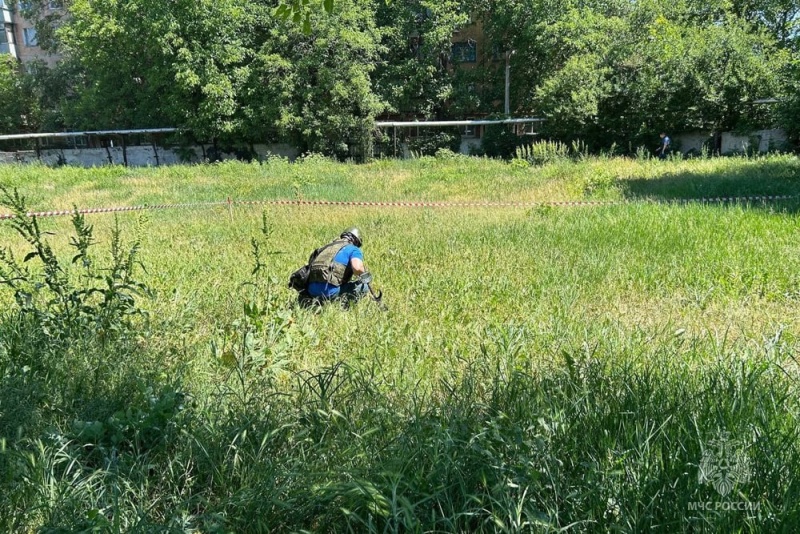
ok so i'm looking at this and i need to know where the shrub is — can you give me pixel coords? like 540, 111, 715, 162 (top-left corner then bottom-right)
406, 128, 461, 156
515, 140, 570, 165
635, 145, 651, 160
481, 124, 521, 159
434, 148, 460, 160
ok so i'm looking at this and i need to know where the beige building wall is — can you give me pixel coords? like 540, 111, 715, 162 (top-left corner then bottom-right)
450, 18, 488, 71
2, 0, 61, 66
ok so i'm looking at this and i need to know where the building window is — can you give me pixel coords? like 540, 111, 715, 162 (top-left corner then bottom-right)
23, 27, 37, 47
0, 30, 9, 55
521, 122, 539, 136
451, 41, 476, 63
460, 125, 477, 138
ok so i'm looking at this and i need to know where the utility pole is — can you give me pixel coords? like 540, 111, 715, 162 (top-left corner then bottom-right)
504, 50, 515, 117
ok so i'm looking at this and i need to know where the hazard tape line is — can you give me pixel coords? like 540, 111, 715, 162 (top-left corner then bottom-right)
0, 195, 796, 220
0, 201, 227, 220
200, 195, 800, 209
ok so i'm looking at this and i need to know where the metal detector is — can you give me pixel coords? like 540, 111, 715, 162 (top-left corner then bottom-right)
359, 272, 386, 311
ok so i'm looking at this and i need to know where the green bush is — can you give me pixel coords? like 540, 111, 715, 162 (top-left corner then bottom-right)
0, 188, 150, 346
481, 124, 522, 159
406, 128, 461, 156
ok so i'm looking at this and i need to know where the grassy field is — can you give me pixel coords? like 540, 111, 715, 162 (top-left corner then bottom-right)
2, 154, 800, 531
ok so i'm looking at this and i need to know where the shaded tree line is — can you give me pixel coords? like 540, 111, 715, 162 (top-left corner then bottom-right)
3, 0, 799, 155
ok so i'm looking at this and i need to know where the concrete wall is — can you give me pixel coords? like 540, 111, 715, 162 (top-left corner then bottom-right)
0, 143, 300, 167
721, 129, 788, 154
253, 144, 298, 160
673, 132, 713, 154
674, 129, 789, 155
2, 130, 787, 166
459, 138, 482, 155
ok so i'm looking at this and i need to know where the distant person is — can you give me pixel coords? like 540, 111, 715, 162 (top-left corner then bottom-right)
290, 228, 371, 306
657, 133, 671, 159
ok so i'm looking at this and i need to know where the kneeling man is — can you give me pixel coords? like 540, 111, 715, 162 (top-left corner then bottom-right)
304, 228, 369, 305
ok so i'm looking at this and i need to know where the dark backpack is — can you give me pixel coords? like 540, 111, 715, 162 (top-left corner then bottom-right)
288, 245, 324, 292
288, 264, 311, 292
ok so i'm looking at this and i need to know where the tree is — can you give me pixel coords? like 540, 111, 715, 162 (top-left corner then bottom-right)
373, 0, 468, 118
472, 0, 790, 150
56, 0, 253, 140
241, 0, 385, 157
0, 56, 28, 133
12, 0, 797, 154
22, 0, 386, 157
17, 59, 82, 132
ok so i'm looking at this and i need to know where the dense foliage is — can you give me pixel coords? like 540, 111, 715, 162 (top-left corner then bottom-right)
473, 0, 796, 149
4, 0, 800, 152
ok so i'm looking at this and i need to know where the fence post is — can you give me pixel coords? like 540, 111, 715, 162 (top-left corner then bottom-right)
151, 135, 160, 166
121, 134, 128, 167
104, 140, 113, 165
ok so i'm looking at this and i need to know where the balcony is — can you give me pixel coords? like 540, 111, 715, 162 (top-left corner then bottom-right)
0, 41, 16, 57
1, 1, 13, 24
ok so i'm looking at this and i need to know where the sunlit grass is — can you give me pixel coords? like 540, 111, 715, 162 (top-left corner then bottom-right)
1, 153, 798, 210
2, 155, 800, 531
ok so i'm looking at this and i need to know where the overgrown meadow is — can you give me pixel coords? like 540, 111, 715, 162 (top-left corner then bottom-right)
2, 154, 800, 532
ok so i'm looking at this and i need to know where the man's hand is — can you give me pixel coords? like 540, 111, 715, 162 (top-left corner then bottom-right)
350, 257, 366, 276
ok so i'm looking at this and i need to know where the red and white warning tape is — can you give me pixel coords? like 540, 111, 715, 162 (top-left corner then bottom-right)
242, 195, 796, 208
0, 201, 227, 220
238, 199, 625, 208
0, 195, 796, 220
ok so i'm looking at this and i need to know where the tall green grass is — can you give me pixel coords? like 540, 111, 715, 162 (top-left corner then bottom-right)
2, 156, 800, 531
0, 153, 798, 209
2, 324, 799, 531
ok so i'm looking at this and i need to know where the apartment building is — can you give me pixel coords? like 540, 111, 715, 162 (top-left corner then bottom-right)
1, 0, 60, 65
450, 15, 486, 70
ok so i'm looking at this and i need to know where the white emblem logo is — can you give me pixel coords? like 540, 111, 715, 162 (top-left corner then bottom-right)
698, 431, 751, 497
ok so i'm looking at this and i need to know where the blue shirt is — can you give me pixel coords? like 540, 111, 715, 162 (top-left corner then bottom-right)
307, 244, 364, 297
